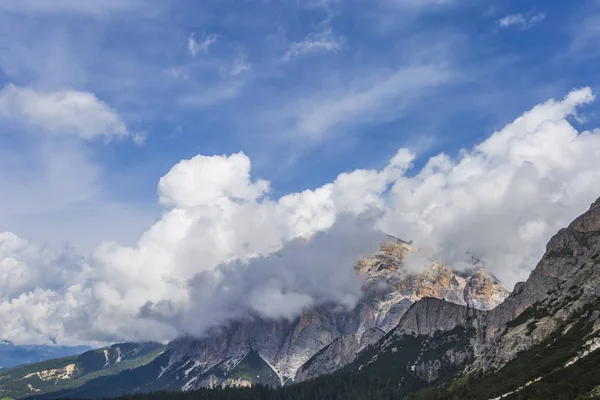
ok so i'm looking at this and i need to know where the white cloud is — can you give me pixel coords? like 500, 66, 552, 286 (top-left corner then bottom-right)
188, 33, 219, 57
275, 64, 454, 140
229, 55, 252, 76
281, 29, 345, 62
499, 12, 546, 29
2, 88, 600, 345
380, 87, 598, 285
0, 84, 132, 141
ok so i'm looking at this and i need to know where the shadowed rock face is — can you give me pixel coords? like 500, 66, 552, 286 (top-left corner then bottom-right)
294, 327, 385, 382
394, 297, 485, 337
164, 238, 509, 390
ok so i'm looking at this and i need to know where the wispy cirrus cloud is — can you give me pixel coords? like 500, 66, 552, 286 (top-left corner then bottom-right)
498, 12, 546, 29
272, 64, 455, 140
226, 55, 252, 77
188, 33, 219, 57
281, 28, 345, 62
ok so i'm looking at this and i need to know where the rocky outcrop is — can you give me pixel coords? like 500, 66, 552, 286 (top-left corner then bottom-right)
294, 334, 358, 382
463, 268, 509, 311
394, 297, 484, 337
294, 327, 385, 382
360, 327, 385, 349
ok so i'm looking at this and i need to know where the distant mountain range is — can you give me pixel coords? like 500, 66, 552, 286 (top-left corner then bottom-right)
0, 342, 90, 370
3, 197, 600, 399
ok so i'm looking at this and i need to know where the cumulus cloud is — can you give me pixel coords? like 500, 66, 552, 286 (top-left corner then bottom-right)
1, 88, 600, 345
281, 28, 345, 62
0, 84, 133, 141
188, 33, 218, 57
380, 87, 598, 285
499, 12, 546, 29
141, 215, 387, 335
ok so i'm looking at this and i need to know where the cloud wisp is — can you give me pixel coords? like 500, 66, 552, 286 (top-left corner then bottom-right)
188, 33, 219, 57
498, 12, 546, 29
281, 28, 345, 62
271, 64, 454, 140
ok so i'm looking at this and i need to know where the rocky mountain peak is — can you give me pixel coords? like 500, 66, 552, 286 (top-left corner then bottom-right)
356, 238, 509, 312
151, 236, 510, 390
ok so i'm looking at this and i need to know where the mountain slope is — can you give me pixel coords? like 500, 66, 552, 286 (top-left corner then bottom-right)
0, 342, 165, 399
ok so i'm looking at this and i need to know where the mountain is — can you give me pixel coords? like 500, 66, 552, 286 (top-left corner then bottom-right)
0, 342, 165, 399
0, 342, 90, 370
16, 238, 508, 399
137, 238, 509, 392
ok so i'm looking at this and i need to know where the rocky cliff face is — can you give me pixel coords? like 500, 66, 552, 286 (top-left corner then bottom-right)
160, 238, 509, 390
294, 327, 385, 382
475, 197, 600, 371
393, 297, 485, 336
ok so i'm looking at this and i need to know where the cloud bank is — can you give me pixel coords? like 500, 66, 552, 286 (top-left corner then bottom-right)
1, 88, 600, 345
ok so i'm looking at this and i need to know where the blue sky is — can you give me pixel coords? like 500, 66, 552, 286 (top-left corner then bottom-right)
0, 0, 599, 251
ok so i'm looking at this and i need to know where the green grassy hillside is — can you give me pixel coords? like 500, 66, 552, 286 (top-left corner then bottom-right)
0, 342, 165, 399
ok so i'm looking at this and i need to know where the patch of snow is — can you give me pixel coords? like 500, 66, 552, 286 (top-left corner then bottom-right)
182, 376, 198, 392
184, 360, 203, 377
157, 355, 179, 380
